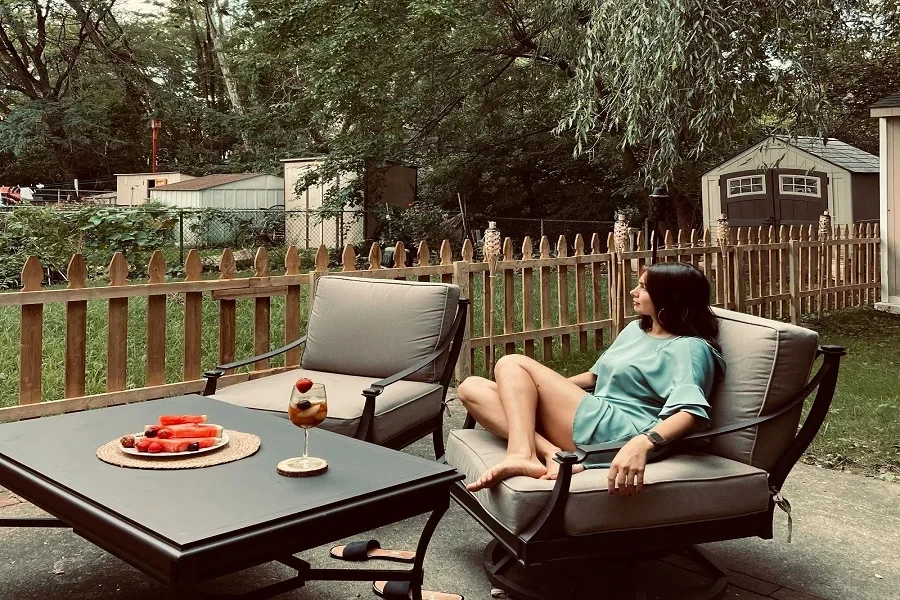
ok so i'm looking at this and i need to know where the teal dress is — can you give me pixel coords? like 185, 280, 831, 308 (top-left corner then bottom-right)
572, 320, 724, 468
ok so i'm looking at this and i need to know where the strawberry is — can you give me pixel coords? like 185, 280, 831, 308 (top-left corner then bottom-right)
136, 439, 152, 452
120, 435, 136, 448
295, 378, 314, 393
157, 428, 173, 439
147, 441, 164, 453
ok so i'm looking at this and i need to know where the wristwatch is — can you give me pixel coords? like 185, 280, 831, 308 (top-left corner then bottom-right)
641, 430, 668, 451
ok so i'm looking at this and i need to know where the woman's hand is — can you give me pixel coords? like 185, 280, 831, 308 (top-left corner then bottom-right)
607, 434, 654, 497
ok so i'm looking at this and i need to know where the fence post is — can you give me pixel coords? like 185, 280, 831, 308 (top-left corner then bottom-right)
179, 209, 185, 267
452, 260, 472, 382
788, 239, 801, 324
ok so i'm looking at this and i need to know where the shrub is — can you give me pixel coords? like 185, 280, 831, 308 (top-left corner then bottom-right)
374, 202, 458, 254
187, 207, 285, 250
0, 203, 180, 287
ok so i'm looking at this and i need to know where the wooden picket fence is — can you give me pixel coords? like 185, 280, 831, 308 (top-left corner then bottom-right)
0, 223, 880, 423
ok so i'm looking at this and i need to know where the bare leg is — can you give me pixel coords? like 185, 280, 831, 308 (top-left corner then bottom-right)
457, 377, 583, 480
465, 355, 587, 491
458, 377, 559, 456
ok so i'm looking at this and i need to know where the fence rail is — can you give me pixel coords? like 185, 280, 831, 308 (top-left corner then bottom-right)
0, 223, 880, 423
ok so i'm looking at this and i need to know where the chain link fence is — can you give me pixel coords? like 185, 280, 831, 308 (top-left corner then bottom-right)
176, 208, 368, 255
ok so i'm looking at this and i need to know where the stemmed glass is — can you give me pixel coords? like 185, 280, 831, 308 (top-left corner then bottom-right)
286, 383, 328, 472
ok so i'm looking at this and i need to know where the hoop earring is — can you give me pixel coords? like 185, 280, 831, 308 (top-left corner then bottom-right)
656, 308, 667, 327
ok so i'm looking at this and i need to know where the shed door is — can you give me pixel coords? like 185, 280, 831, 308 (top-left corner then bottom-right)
719, 171, 774, 227
773, 168, 828, 227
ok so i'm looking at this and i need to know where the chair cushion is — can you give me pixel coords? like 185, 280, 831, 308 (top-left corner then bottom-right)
300, 276, 460, 382
210, 369, 443, 444
709, 309, 819, 469
446, 429, 771, 536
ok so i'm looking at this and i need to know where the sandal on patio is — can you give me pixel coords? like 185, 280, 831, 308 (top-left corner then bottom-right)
329, 539, 416, 563
373, 581, 463, 600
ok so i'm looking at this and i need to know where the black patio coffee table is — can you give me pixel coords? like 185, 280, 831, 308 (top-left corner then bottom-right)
0, 394, 462, 599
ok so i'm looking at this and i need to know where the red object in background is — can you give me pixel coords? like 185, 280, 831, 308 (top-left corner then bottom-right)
150, 119, 163, 173
0, 186, 22, 204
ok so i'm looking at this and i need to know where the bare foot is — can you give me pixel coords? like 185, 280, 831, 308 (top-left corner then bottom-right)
466, 455, 547, 492
540, 455, 585, 481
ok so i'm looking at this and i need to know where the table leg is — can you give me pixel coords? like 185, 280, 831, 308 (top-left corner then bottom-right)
409, 496, 450, 600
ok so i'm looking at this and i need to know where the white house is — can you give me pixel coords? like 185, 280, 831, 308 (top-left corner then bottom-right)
871, 92, 900, 313
700, 136, 879, 230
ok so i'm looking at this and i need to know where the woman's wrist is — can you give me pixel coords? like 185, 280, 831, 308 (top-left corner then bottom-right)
632, 434, 655, 452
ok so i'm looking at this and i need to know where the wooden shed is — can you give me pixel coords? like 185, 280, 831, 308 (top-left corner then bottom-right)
701, 136, 879, 230
871, 91, 900, 312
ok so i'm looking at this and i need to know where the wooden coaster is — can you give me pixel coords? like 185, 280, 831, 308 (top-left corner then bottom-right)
277, 457, 328, 477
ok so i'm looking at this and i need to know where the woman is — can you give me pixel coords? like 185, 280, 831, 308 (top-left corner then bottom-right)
459, 262, 724, 496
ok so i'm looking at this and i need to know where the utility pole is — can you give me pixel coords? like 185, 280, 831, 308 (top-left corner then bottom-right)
151, 119, 163, 173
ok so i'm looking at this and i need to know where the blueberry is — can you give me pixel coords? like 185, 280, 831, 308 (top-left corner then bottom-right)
297, 400, 313, 410
187, 442, 200, 451
144, 429, 157, 438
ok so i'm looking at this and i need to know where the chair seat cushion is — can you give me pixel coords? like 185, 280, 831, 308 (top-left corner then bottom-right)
446, 429, 771, 536
210, 369, 443, 444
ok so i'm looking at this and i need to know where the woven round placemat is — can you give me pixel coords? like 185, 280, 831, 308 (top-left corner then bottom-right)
96, 431, 261, 470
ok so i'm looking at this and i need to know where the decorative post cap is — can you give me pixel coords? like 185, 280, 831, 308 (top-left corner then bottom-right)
718, 213, 728, 221
488, 220, 497, 229
650, 187, 668, 198
617, 214, 626, 221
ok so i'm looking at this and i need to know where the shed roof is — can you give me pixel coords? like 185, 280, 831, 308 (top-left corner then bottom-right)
114, 171, 182, 177
871, 91, 900, 109
154, 173, 262, 191
775, 136, 879, 173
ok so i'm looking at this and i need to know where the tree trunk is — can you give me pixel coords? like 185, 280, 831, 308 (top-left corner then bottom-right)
204, 0, 250, 150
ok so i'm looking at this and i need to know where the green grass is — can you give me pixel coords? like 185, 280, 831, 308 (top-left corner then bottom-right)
798, 308, 900, 480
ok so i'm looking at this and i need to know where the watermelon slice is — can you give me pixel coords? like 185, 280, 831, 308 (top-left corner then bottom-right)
147, 423, 223, 439
159, 414, 208, 426
138, 437, 219, 453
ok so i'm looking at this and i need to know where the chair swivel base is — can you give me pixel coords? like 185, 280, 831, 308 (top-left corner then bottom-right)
483, 540, 728, 600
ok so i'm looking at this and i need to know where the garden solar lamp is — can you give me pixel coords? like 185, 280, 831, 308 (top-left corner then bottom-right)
817, 210, 832, 320
648, 186, 668, 265
482, 222, 502, 378
717, 213, 730, 309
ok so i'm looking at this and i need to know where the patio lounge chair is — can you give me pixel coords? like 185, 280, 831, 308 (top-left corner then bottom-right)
446, 308, 845, 599
202, 275, 469, 458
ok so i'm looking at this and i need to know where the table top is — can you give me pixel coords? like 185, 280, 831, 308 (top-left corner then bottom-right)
0, 395, 459, 549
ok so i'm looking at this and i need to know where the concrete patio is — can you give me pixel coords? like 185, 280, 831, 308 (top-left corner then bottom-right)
1, 400, 898, 600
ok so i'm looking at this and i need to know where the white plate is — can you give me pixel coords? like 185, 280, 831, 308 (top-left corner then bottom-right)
118, 432, 230, 458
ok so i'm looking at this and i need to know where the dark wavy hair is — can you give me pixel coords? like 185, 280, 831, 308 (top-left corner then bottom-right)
639, 262, 721, 353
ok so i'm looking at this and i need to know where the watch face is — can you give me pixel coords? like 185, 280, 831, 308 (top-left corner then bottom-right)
647, 431, 667, 446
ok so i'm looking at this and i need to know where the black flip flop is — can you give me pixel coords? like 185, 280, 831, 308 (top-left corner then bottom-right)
372, 580, 464, 600
329, 539, 416, 563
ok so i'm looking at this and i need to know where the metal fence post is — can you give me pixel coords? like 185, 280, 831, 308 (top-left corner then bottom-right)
179, 209, 185, 266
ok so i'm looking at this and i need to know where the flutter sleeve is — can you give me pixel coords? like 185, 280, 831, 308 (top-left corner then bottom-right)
657, 338, 718, 425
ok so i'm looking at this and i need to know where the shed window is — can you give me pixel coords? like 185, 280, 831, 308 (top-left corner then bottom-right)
727, 175, 765, 197
780, 175, 820, 196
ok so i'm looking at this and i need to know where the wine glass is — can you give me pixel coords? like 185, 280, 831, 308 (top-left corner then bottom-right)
287, 383, 328, 471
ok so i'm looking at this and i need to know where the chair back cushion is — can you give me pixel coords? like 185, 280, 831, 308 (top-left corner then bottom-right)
708, 308, 819, 470
300, 275, 460, 382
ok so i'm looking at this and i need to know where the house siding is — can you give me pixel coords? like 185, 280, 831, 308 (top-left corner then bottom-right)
881, 118, 900, 304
